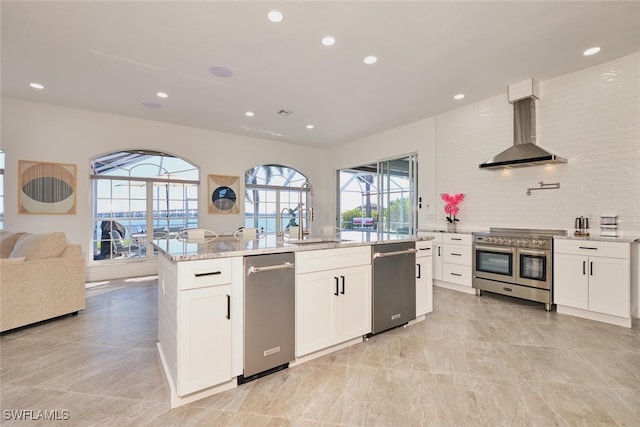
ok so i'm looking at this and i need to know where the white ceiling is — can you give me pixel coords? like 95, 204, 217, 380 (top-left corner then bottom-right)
2, 1, 640, 148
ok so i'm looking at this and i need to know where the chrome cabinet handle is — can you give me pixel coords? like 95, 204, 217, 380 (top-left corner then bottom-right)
373, 248, 417, 259
247, 262, 294, 275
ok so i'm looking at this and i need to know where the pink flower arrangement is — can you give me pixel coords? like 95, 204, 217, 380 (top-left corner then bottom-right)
441, 193, 464, 223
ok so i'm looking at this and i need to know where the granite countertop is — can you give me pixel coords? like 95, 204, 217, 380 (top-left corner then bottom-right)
155, 231, 430, 262
554, 234, 639, 243
417, 228, 477, 235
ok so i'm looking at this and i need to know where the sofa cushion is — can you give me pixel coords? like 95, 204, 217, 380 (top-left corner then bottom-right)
9, 232, 68, 260
0, 231, 26, 258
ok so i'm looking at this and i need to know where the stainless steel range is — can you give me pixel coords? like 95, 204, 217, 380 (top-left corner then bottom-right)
472, 228, 566, 311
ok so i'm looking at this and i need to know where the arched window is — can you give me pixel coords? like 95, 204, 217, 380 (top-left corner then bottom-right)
245, 165, 311, 234
91, 150, 199, 261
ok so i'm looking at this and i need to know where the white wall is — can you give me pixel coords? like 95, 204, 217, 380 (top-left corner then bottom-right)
329, 52, 640, 316
327, 116, 437, 227
2, 52, 638, 286
435, 52, 640, 236
0, 98, 329, 280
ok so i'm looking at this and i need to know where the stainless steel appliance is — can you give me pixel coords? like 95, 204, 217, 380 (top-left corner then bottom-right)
472, 228, 566, 311
239, 253, 295, 384
370, 242, 417, 335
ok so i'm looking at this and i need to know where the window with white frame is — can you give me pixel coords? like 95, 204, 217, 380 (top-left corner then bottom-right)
244, 165, 311, 235
91, 150, 198, 261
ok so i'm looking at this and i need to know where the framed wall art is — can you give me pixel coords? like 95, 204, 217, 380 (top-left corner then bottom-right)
208, 174, 240, 214
18, 160, 77, 215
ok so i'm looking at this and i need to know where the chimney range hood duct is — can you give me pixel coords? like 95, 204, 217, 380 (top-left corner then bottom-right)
479, 80, 567, 169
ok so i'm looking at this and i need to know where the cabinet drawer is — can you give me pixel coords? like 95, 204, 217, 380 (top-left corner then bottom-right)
416, 241, 433, 258
296, 246, 371, 274
443, 233, 471, 245
178, 258, 233, 290
442, 264, 471, 286
443, 244, 471, 266
554, 240, 629, 259
418, 231, 443, 243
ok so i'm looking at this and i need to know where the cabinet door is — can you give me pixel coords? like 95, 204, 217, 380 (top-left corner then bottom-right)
416, 256, 433, 316
433, 243, 443, 281
296, 270, 339, 357
337, 265, 372, 342
588, 256, 630, 317
178, 285, 232, 396
553, 254, 588, 310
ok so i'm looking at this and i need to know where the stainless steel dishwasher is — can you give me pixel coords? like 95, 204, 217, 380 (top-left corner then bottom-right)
371, 242, 417, 335
239, 252, 295, 384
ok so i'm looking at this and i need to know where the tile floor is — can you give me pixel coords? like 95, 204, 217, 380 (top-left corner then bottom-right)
1, 278, 639, 426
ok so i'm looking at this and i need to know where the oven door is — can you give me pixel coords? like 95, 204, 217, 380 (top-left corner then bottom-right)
473, 244, 516, 283
516, 248, 551, 289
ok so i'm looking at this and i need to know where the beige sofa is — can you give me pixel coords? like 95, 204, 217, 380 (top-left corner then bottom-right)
0, 231, 86, 332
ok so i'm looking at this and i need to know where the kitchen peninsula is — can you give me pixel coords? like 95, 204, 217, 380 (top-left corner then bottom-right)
154, 232, 432, 408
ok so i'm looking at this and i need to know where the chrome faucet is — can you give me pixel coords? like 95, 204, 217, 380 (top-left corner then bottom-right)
298, 181, 314, 239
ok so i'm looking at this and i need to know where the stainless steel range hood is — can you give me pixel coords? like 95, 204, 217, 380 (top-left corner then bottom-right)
479, 79, 567, 169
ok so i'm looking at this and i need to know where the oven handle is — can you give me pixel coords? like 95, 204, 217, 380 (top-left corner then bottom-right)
473, 245, 515, 254
518, 248, 549, 256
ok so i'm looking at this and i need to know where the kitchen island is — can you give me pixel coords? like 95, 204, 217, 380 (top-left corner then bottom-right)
154, 231, 431, 408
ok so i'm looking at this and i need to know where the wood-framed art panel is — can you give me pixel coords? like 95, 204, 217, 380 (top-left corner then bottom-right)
18, 160, 77, 215
208, 174, 240, 214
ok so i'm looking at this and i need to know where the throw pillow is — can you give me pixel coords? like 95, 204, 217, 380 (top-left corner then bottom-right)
1, 231, 27, 258
9, 232, 67, 260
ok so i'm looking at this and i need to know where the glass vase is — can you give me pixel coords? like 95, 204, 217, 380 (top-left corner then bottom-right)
447, 222, 457, 233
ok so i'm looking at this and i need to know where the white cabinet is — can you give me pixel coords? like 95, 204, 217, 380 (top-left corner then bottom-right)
554, 239, 631, 327
178, 284, 231, 394
295, 247, 371, 357
415, 241, 433, 317
158, 256, 242, 403
419, 232, 473, 294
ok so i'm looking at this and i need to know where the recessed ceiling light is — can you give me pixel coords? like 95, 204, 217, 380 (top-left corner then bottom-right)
245, 111, 255, 117
267, 10, 284, 23
156, 92, 168, 99
29, 82, 44, 90
583, 46, 601, 56
306, 124, 314, 129
454, 94, 465, 100
363, 55, 378, 65
321, 36, 336, 47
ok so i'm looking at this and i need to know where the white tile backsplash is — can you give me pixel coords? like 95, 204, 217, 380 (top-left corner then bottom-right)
435, 52, 640, 236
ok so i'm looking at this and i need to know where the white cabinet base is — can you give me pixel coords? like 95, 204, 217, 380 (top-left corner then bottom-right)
158, 342, 237, 409
556, 305, 632, 328
434, 279, 476, 295
290, 336, 364, 366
